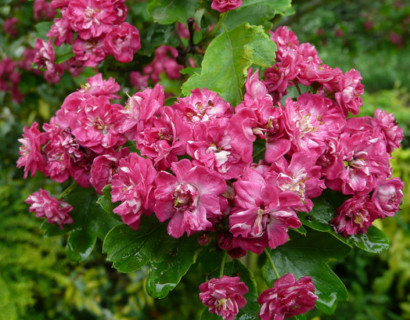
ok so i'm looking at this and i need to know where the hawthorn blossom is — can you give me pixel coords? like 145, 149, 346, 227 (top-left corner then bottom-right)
326, 117, 391, 195
270, 152, 325, 212
90, 147, 129, 194
79, 73, 120, 99
72, 36, 106, 67
26, 189, 73, 228
104, 22, 141, 63
119, 84, 165, 141
71, 97, 126, 153
111, 153, 157, 230
34, 0, 56, 20
17, 122, 47, 178
34, 38, 63, 83
372, 109, 403, 154
173, 88, 233, 126
372, 178, 404, 218
66, 0, 118, 40
211, 0, 243, 13
154, 159, 226, 238
229, 167, 301, 250
199, 276, 248, 320
187, 118, 250, 179
47, 18, 73, 46
258, 273, 317, 320
334, 69, 364, 116
283, 93, 345, 157
129, 71, 148, 91
136, 107, 190, 170
143, 45, 183, 82
331, 195, 379, 236
4, 18, 18, 37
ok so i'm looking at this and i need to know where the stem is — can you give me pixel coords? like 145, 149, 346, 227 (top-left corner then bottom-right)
295, 82, 302, 95
57, 181, 77, 200
253, 147, 266, 160
219, 251, 228, 278
265, 249, 280, 280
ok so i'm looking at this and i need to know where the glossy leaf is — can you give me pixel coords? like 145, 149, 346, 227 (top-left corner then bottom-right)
224, 0, 292, 30
262, 229, 350, 314
64, 186, 120, 261
147, 0, 200, 25
300, 195, 390, 254
140, 24, 180, 55
182, 23, 276, 106
333, 226, 390, 254
103, 217, 199, 298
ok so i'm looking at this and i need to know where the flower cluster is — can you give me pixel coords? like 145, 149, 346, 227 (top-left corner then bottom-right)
199, 273, 317, 320
33, 0, 141, 83
18, 25, 404, 319
26, 189, 73, 228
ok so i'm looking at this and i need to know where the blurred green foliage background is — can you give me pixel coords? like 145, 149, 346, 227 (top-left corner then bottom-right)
0, 0, 409, 319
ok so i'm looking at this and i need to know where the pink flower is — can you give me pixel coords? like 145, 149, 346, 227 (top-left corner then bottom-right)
331, 195, 379, 236
90, 147, 129, 194
111, 153, 157, 229
372, 178, 404, 218
26, 189, 73, 228
143, 45, 183, 82
211, 0, 243, 13
270, 152, 325, 212
334, 69, 364, 116
326, 118, 391, 195
187, 118, 250, 179
71, 96, 126, 153
34, 0, 56, 20
73, 36, 106, 67
4, 17, 18, 37
173, 88, 233, 126
136, 107, 190, 170
372, 109, 403, 154
154, 159, 226, 238
47, 18, 73, 46
270, 26, 299, 54
34, 38, 63, 84
79, 73, 120, 99
17, 122, 47, 178
283, 93, 345, 157
129, 71, 148, 91
229, 167, 301, 249
199, 276, 248, 320
258, 273, 317, 320
119, 84, 165, 141
66, 0, 117, 40
42, 117, 97, 187
104, 22, 141, 63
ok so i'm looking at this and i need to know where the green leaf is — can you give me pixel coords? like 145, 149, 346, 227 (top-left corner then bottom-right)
103, 217, 199, 298
300, 195, 390, 254
35, 21, 52, 40
54, 44, 75, 64
64, 186, 120, 262
182, 23, 276, 106
147, 0, 200, 24
42, 185, 120, 261
224, 0, 292, 30
299, 197, 334, 232
333, 226, 390, 254
262, 229, 350, 314
140, 24, 180, 55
